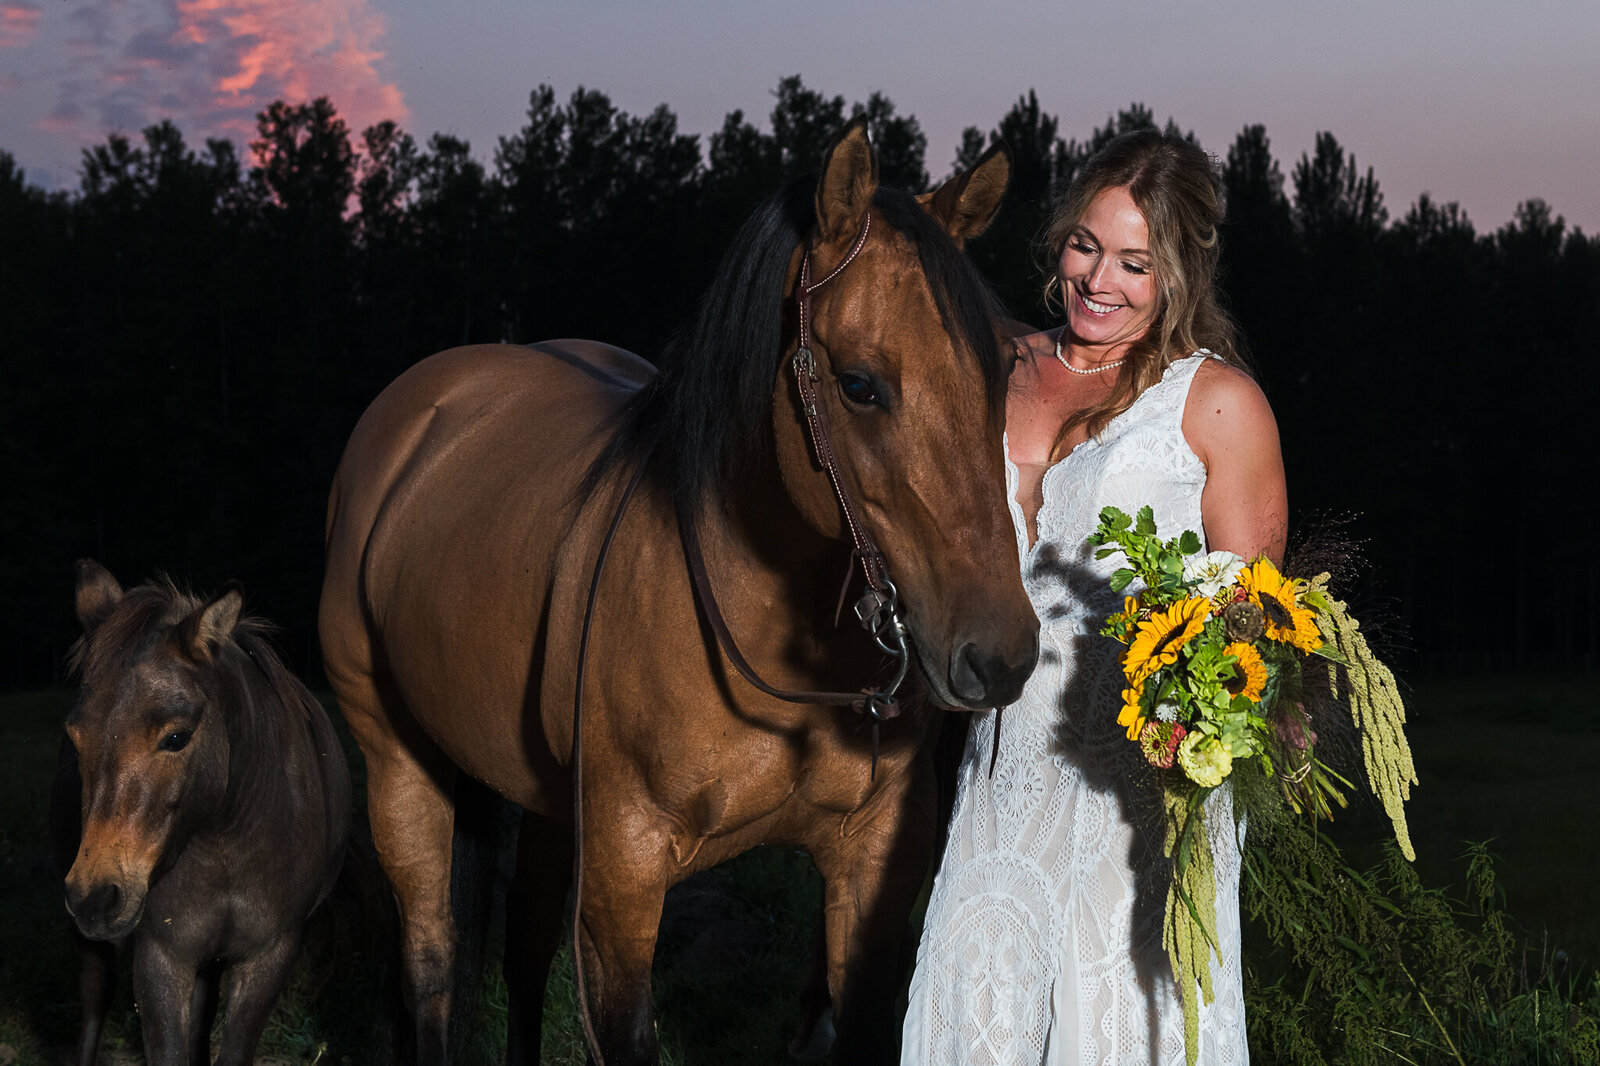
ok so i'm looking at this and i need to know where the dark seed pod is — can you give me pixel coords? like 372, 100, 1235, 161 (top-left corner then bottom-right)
1224, 601, 1266, 642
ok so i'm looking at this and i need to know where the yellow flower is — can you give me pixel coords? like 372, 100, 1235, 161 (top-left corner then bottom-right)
1224, 641, 1267, 702
1177, 732, 1233, 787
1118, 682, 1147, 740
1238, 558, 1322, 653
1122, 596, 1212, 684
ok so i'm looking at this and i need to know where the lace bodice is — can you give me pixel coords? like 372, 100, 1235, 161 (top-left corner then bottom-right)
903, 354, 1248, 1065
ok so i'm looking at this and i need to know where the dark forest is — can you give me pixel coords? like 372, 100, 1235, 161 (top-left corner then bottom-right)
3, 76, 1596, 689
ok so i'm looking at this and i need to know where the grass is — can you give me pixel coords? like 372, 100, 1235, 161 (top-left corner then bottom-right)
1322, 670, 1600, 965
2, 672, 1597, 1064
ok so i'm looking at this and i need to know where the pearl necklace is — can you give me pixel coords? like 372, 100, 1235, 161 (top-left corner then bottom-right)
1054, 327, 1125, 376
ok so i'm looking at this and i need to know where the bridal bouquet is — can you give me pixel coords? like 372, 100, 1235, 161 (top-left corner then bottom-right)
1089, 505, 1416, 1064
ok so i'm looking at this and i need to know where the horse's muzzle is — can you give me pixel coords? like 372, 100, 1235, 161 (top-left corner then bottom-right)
945, 630, 1039, 709
65, 877, 144, 941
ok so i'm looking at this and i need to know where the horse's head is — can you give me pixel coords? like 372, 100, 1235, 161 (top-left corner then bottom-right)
62, 560, 240, 940
772, 120, 1039, 710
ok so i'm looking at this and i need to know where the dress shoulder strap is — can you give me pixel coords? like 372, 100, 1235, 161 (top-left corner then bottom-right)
1132, 351, 1213, 430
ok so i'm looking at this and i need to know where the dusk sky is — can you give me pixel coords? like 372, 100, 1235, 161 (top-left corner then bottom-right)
2, 0, 1596, 235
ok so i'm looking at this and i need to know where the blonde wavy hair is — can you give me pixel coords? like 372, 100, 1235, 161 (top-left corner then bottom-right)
1040, 129, 1244, 458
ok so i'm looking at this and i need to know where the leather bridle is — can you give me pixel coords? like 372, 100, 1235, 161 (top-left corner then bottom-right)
681, 208, 913, 727
569, 208, 911, 1064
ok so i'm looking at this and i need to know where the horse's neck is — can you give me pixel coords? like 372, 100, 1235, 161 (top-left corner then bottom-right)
213, 651, 300, 817
695, 482, 874, 691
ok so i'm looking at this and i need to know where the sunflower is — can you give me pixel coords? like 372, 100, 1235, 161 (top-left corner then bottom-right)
1117, 682, 1147, 740
1238, 558, 1322, 653
1224, 641, 1267, 702
1121, 596, 1212, 684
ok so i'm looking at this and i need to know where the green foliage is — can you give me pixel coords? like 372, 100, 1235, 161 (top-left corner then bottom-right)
1243, 824, 1599, 1064
1088, 504, 1198, 604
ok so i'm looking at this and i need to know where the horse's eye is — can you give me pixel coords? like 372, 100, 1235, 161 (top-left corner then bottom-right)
159, 730, 192, 753
838, 373, 884, 409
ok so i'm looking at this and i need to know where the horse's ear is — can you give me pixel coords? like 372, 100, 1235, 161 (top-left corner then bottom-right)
178, 582, 244, 662
815, 116, 878, 246
75, 559, 124, 633
917, 139, 1013, 247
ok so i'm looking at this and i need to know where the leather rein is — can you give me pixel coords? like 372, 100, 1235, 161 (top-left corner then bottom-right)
568, 209, 910, 1064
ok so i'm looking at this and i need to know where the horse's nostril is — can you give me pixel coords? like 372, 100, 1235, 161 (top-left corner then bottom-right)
71, 881, 121, 923
950, 643, 988, 703
950, 635, 1038, 708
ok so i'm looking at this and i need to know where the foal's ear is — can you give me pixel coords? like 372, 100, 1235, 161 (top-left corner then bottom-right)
917, 139, 1013, 247
178, 582, 244, 662
75, 559, 124, 633
815, 116, 878, 247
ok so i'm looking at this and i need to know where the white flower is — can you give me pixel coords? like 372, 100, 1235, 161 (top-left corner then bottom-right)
1155, 699, 1181, 723
1182, 550, 1246, 598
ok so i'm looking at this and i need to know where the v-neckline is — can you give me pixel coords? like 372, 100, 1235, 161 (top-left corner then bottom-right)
1006, 356, 1201, 553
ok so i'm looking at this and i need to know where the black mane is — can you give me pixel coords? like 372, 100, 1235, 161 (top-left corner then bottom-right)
592, 175, 1009, 515
68, 578, 315, 726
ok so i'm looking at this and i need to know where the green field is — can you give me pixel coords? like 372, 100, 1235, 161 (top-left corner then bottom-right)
1327, 671, 1600, 966
2, 673, 1596, 1064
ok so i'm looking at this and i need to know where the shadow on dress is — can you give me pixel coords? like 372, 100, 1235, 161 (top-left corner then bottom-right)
1030, 538, 1178, 1059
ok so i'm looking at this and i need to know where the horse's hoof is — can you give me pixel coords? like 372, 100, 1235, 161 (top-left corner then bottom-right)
787, 1006, 835, 1062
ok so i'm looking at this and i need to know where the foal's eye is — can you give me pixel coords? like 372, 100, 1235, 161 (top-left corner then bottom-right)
837, 373, 884, 409
158, 730, 193, 753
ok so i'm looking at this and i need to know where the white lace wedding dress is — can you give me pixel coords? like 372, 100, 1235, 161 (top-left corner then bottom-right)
902, 354, 1248, 1065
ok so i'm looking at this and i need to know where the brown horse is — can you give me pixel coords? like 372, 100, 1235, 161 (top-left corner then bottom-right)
55, 561, 351, 1066
318, 119, 1039, 1064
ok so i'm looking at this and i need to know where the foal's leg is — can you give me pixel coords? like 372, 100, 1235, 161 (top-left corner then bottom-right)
130, 937, 199, 1066
504, 811, 573, 1066
72, 935, 116, 1066
807, 770, 939, 1066
211, 935, 300, 1066
335, 676, 461, 1066
187, 962, 221, 1065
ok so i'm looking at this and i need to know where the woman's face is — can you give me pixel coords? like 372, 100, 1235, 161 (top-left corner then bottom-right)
1058, 186, 1158, 357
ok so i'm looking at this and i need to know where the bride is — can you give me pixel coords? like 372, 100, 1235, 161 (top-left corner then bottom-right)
902, 128, 1283, 1065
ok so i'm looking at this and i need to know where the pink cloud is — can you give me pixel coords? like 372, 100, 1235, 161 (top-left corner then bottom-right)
175, 0, 405, 134
0, 2, 42, 48
41, 0, 405, 149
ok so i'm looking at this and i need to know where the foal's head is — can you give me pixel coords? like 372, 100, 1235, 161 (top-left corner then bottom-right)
62, 560, 246, 940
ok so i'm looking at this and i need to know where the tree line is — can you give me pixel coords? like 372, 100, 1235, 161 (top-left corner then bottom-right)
1, 76, 1595, 688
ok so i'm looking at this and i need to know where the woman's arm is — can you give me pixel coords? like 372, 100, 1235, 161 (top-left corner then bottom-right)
1183, 359, 1288, 565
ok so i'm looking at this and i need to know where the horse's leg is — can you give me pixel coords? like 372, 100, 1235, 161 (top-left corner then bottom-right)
787, 921, 836, 1062
187, 961, 221, 1065
504, 811, 573, 1066
574, 818, 669, 1066
210, 935, 301, 1066
129, 937, 198, 1066
335, 675, 460, 1066
72, 934, 116, 1066
808, 770, 939, 1066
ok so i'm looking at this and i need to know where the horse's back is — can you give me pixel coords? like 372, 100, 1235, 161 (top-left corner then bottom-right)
321, 341, 654, 802
327, 341, 651, 511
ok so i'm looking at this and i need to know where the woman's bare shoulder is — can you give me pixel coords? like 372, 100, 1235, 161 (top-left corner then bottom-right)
1184, 356, 1279, 462
1008, 323, 1052, 360
1188, 357, 1273, 422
